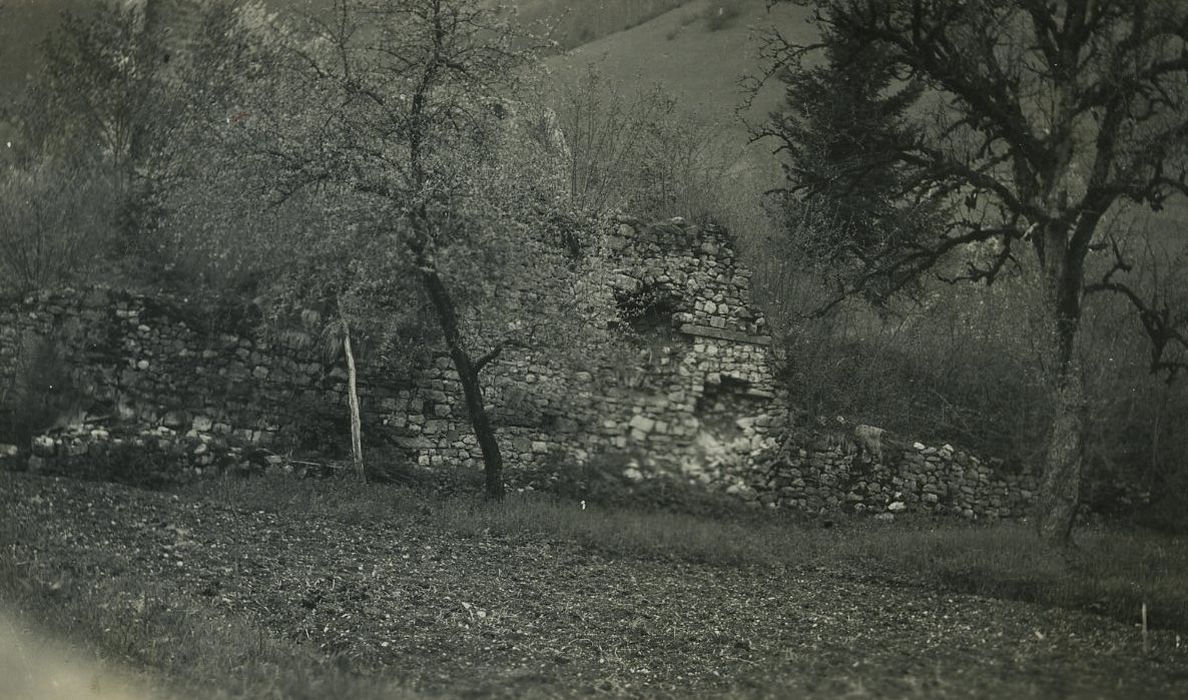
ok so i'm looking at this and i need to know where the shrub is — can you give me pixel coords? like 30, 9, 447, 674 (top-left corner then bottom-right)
0, 160, 117, 296
0, 330, 81, 448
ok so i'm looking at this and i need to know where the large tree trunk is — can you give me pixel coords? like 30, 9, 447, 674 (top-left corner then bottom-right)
419, 267, 505, 499
1035, 372, 1083, 545
1034, 228, 1086, 546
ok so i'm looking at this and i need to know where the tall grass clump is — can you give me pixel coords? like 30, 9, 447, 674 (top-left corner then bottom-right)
177, 474, 1188, 629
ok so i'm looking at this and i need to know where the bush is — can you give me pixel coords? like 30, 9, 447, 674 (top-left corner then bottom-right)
0, 330, 82, 449
769, 273, 1056, 467
732, 198, 1188, 517
0, 160, 117, 296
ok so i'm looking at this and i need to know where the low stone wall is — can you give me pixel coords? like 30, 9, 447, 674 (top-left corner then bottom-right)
0, 286, 406, 455
754, 439, 1037, 519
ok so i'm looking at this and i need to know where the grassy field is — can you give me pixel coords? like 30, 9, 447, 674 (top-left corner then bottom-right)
1, 471, 1185, 699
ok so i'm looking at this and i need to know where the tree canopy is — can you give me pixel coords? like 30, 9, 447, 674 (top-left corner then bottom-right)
757, 0, 1188, 543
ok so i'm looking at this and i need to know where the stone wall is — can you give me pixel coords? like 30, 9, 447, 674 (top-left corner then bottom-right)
0, 216, 1073, 520
755, 438, 1038, 520
333, 216, 789, 493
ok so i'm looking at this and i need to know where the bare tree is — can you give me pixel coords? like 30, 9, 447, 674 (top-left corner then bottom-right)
756, 0, 1188, 543
0, 161, 116, 295
210, 0, 594, 498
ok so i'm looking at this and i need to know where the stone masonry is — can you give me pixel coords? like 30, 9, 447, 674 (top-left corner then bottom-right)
0, 217, 1068, 519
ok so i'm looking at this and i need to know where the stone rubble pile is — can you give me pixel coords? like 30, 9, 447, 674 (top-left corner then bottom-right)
755, 438, 1037, 519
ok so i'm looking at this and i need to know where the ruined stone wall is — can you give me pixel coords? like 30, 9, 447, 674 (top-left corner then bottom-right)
0, 217, 1074, 520
0, 287, 409, 474
755, 439, 1039, 520
378, 216, 788, 493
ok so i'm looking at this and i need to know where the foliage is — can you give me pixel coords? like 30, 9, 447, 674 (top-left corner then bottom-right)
6, 1, 184, 268
177, 0, 623, 497
0, 160, 118, 295
757, 16, 935, 302
0, 331, 79, 448
756, 0, 1188, 543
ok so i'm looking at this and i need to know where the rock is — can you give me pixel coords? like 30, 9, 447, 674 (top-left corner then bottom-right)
873, 512, 895, 522
887, 501, 907, 513
192, 416, 214, 432
628, 415, 656, 433
623, 467, 644, 482
31, 435, 56, 457
0, 444, 18, 459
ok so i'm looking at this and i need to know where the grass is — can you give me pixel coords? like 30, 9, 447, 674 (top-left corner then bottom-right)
0, 562, 414, 700
182, 475, 1188, 632
2, 471, 1186, 698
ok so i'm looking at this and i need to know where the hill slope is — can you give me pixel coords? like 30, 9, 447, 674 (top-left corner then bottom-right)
546, 0, 814, 178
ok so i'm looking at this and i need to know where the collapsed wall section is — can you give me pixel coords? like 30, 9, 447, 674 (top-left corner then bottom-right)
382, 217, 789, 494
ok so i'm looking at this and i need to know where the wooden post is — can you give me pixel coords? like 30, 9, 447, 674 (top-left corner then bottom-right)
342, 321, 364, 481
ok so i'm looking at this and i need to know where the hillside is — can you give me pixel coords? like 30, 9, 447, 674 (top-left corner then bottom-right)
545, 0, 814, 181
0, 0, 698, 102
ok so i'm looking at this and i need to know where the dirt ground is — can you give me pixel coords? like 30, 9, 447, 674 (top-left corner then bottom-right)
1, 472, 1185, 699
